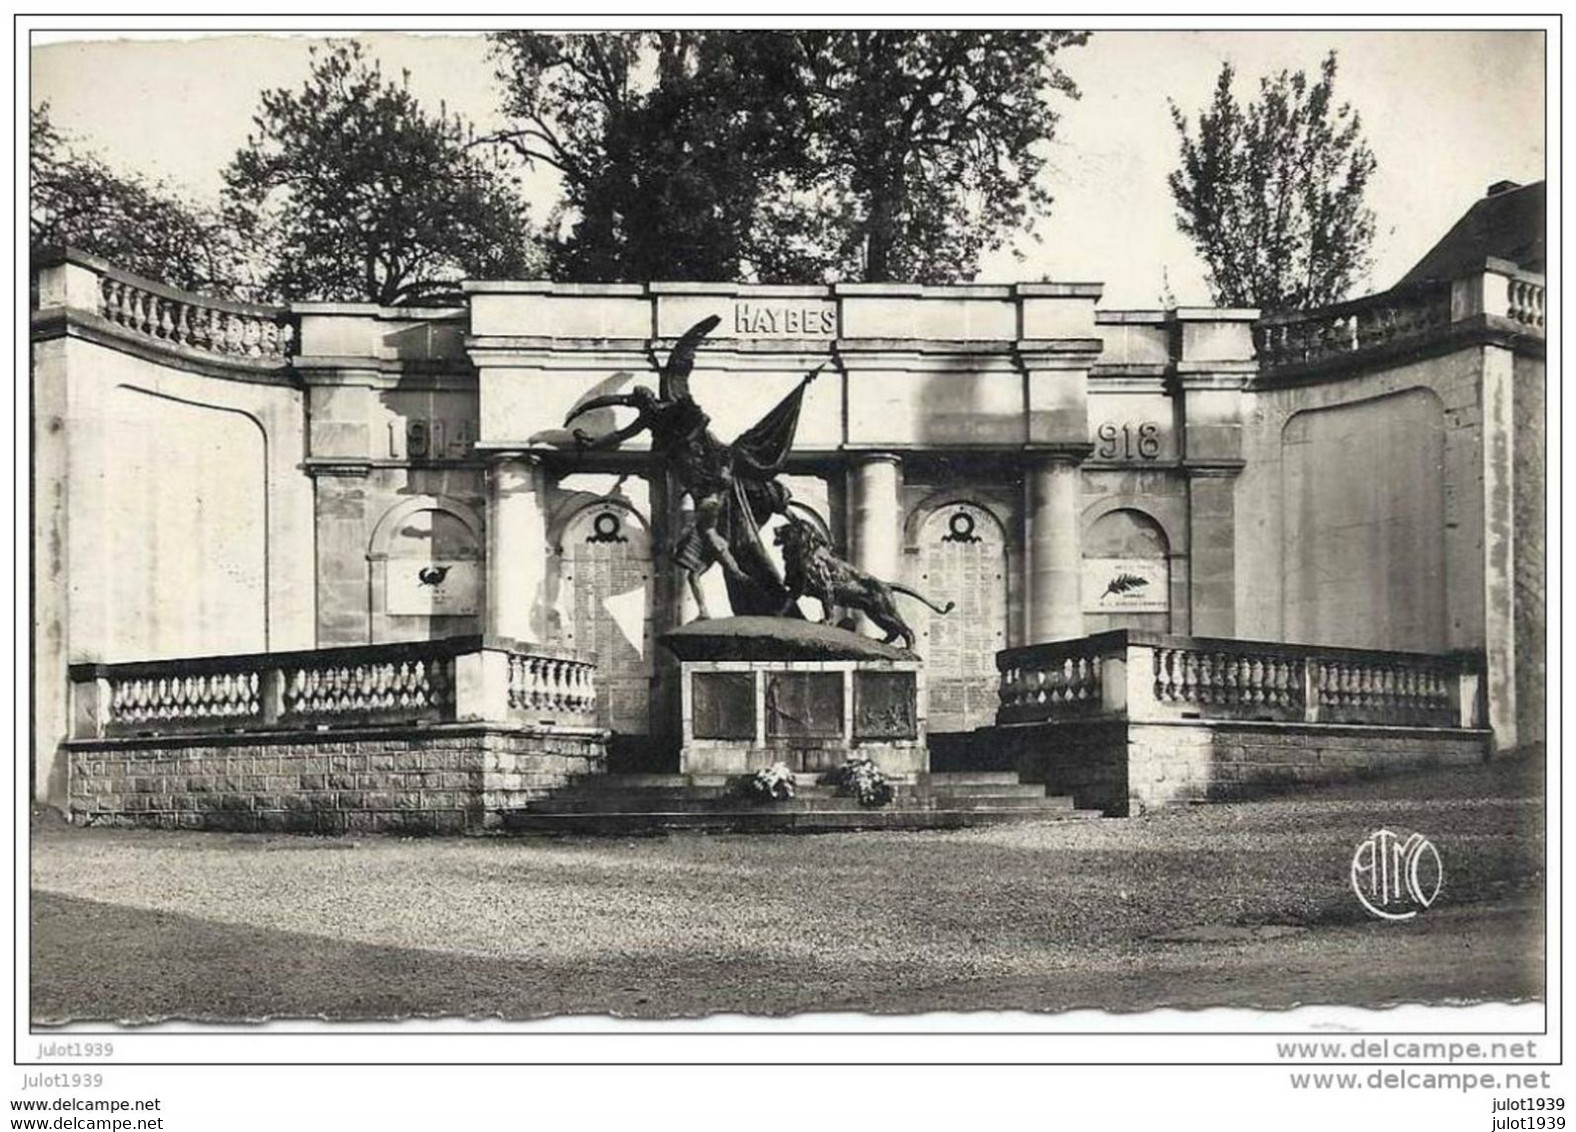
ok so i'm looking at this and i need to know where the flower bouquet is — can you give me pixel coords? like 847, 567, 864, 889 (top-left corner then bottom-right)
820, 757, 895, 808
740, 761, 796, 803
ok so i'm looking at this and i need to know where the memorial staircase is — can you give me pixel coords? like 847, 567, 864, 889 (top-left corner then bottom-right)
500, 771, 1100, 835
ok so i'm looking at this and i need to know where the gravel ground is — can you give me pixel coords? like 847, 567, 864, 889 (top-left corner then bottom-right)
30, 756, 1544, 1022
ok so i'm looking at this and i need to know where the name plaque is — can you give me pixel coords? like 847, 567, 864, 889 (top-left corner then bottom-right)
1083, 557, 1169, 613
733, 301, 836, 337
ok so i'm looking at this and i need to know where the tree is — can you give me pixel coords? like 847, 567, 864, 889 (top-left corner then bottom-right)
1168, 52, 1377, 312
795, 30, 1088, 283
224, 41, 540, 305
488, 31, 820, 283
31, 102, 243, 293
488, 30, 1089, 284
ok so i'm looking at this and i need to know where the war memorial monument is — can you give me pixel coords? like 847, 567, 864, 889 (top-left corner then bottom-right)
29, 181, 1545, 833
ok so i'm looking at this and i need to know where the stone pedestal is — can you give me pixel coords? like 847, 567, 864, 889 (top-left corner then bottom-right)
662, 617, 927, 778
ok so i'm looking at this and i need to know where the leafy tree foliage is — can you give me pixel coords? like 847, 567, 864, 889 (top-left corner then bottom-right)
489, 30, 1088, 284
488, 31, 819, 283
1168, 52, 1377, 312
795, 30, 1088, 283
30, 102, 242, 293
224, 41, 539, 305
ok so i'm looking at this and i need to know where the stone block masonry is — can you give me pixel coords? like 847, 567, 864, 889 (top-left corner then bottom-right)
67, 724, 606, 834
995, 630, 1491, 813
1004, 719, 1490, 816
1012, 719, 1129, 814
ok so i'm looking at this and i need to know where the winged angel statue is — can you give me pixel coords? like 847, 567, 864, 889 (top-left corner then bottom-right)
564, 315, 822, 621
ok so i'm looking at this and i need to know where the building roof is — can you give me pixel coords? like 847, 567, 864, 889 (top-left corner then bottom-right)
1395, 180, 1546, 287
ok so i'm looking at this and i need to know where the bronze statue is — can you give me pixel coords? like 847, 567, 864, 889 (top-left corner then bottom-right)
773, 519, 954, 651
564, 316, 822, 621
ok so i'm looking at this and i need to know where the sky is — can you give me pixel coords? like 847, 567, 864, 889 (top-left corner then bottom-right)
30, 27, 1546, 307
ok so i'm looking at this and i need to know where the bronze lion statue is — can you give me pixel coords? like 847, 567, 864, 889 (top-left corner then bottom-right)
772, 519, 954, 651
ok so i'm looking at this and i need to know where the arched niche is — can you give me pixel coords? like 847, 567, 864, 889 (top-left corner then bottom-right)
554, 499, 655, 734
1082, 506, 1173, 634
367, 497, 483, 642
914, 500, 1009, 734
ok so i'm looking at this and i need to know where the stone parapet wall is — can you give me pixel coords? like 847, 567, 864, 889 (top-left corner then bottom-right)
1003, 718, 1489, 816
67, 724, 606, 834
1512, 352, 1546, 746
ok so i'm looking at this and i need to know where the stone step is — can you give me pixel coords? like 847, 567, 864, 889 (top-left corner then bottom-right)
767, 773, 923, 788
927, 794, 1075, 812
583, 773, 922, 791
532, 794, 885, 814
500, 807, 1104, 836
547, 783, 926, 804
536, 776, 1072, 815
769, 785, 926, 804
531, 784, 945, 814
925, 782, 1050, 797
926, 772, 1023, 787
580, 774, 691, 789
564, 784, 735, 800
533, 795, 1072, 815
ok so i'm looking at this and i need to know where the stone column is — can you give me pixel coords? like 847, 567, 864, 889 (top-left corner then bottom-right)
485, 454, 548, 644
1025, 453, 1085, 643
847, 453, 903, 580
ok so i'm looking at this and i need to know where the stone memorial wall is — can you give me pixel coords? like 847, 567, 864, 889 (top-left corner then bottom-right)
917, 503, 1008, 733
557, 503, 654, 735
29, 250, 1541, 807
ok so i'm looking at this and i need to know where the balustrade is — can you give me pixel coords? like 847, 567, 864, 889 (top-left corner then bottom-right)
997, 636, 1113, 724
1506, 277, 1546, 329
1254, 282, 1454, 373
508, 653, 597, 722
1254, 261, 1546, 376
96, 270, 294, 361
280, 653, 453, 726
998, 631, 1482, 731
104, 666, 263, 734
1311, 656, 1458, 727
69, 637, 598, 738
1151, 645, 1304, 721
